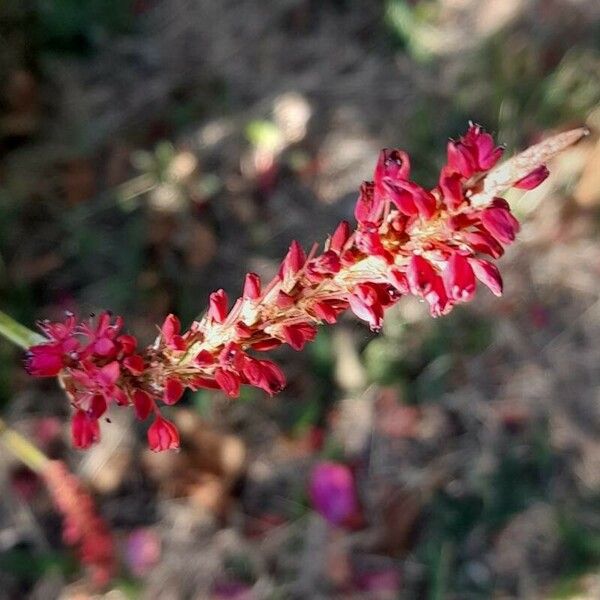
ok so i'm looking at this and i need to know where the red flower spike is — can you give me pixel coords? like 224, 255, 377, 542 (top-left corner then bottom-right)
447, 124, 504, 177
384, 181, 418, 216
38, 314, 77, 343
72, 411, 100, 449
514, 165, 549, 190
163, 378, 185, 405
388, 269, 409, 294
132, 389, 153, 420
188, 376, 221, 390
148, 415, 180, 452
208, 289, 229, 324
234, 321, 253, 338
243, 273, 262, 300
80, 312, 123, 359
22, 125, 586, 451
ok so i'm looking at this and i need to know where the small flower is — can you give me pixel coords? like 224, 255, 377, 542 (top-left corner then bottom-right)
25, 343, 65, 377
208, 289, 229, 323
163, 377, 185, 405
71, 410, 101, 450
132, 389, 153, 420
242, 272, 262, 300
443, 252, 476, 302
281, 322, 317, 350
147, 415, 180, 452
514, 165, 549, 189
161, 314, 186, 350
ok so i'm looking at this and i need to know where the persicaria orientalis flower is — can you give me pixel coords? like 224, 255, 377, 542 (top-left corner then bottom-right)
24, 124, 587, 451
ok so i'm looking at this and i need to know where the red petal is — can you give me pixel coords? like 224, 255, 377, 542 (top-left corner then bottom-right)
481, 207, 520, 245
132, 389, 153, 420
147, 415, 179, 452
407, 255, 438, 295
72, 411, 100, 449
208, 289, 229, 324
514, 165, 549, 190
215, 369, 240, 397
443, 253, 476, 302
469, 258, 503, 297
243, 273, 262, 300
279, 240, 306, 278
123, 354, 145, 376
330, 221, 351, 253
163, 378, 185, 405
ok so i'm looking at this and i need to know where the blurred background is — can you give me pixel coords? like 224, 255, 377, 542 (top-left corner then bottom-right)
1, 1, 600, 598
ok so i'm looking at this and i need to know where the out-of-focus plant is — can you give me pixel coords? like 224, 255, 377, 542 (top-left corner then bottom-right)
0, 417, 115, 585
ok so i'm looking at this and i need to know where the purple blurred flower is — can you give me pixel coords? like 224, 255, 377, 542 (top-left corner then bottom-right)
355, 568, 401, 595
212, 581, 254, 599
125, 527, 161, 577
308, 461, 359, 526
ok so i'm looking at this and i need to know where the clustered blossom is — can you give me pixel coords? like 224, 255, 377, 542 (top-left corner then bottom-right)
24, 125, 586, 451
43, 460, 115, 585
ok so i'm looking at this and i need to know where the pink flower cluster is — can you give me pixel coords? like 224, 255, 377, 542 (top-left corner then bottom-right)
24, 125, 586, 451
43, 460, 115, 586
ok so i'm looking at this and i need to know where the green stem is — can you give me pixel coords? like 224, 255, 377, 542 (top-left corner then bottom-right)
0, 310, 44, 349
0, 417, 49, 472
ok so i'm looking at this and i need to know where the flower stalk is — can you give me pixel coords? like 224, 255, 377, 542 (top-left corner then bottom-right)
0, 310, 45, 349
0, 417, 49, 471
